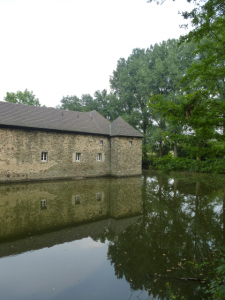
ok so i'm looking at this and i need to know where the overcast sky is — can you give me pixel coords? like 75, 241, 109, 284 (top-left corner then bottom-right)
0, 0, 193, 107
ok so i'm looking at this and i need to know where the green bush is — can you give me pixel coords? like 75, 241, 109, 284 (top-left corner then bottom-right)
194, 250, 225, 300
149, 156, 225, 174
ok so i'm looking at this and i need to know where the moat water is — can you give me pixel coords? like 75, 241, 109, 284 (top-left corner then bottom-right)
0, 170, 224, 300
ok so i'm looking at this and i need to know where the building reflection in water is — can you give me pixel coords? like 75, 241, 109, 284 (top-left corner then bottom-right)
0, 171, 225, 300
0, 176, 142, 257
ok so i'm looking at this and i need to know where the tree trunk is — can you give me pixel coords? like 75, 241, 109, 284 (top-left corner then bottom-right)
158, 176, 163, 200
174, 143, 178, 158
223, 189, 225, 243
195, 182, 200, 223
196, 143, 202, 160
194, 182, 200, 251
174, 179, 178, 198
159, 141, 163, 157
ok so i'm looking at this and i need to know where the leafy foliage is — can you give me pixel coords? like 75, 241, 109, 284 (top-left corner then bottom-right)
149, 155, 225, 174
110, 40, 196, 158
57, 40, 196, 159
205, 254, 225, 300
4, 89, 41, 106
147, 0, 225, 162
148, 91, 225, 159
57, 90, 120, 121
188, 249, 225, 300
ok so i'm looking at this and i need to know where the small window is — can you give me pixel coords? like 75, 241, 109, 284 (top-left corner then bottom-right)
41, 152, 48, 162
97, 153, 102, 161
100, 140, 103, 146
40, 199, 47, 210
76, 153, 81, 161
72, 195, 81, 205
99, 208, 102, 214
129, 141, 132, 146
96, 193, 101, 201
75, 195, 80, 205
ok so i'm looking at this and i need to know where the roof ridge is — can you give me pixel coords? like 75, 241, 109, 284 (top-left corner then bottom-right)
0, 101, 89, 115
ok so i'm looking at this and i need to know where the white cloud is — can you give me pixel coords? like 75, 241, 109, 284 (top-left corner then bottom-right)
79, 237, 106, 249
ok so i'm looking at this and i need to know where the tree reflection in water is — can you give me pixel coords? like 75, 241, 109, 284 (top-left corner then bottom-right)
97, 171, 225, 300
0, 171, 224, 299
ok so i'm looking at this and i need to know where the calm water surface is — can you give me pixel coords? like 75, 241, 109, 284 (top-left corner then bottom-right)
0, 171, 224, 300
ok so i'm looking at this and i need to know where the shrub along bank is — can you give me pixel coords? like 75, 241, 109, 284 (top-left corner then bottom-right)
148, 156, 225, 174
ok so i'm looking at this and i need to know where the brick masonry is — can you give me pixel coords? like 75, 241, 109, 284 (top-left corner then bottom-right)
0, 128, 142, 182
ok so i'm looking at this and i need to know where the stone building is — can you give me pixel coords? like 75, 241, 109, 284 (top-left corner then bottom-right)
0, 101, 143, 182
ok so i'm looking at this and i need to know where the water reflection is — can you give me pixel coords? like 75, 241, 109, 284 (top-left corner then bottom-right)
0, 171, 225, 300
99, 171, 225, 299
0, 177, 142, 258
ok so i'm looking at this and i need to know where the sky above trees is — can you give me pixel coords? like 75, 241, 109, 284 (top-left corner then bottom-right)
0, 0, 193, 107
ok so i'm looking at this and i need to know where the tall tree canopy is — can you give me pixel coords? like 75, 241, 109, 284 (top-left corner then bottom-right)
4, 89, 41, 106
110, 39, 196, 157
147, 0, 225, 159
58, 39, 196, 159
57, 90, 120, 121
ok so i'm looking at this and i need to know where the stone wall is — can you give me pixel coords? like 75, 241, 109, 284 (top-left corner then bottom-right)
111, 137, 142, 177
0, 128, 142, 182
0, 128, 111, 182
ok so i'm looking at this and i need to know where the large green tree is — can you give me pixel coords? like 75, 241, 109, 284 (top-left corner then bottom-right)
110, 39, 196, 158
93, 90, 120, 120
147, 0, 225, 159
57, 90, 120, 121
4, 89, 41, 106
180, 0, 225, 153
110, 48, 151, 136
57, 95, 83, 111
58, 39, 196, 159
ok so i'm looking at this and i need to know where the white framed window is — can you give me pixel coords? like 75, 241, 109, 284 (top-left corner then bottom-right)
75, 195, 80, 205
40, 199, 47, 210
129, 141, 132, 146
72, 195, 81, 205
97, 153, 102, 161
41, 152, 48, 162
76, 153, 81, 161
100, 140, 103, 146
96, 192, 101, 201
